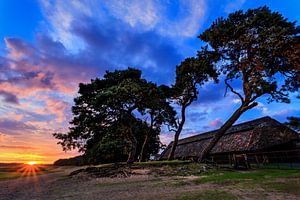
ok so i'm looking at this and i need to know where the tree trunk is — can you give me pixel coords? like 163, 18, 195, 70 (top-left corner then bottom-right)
139, 134, 149, 162
126, 124, 137, 164
200, 102, 257, 161
139, 117, 154, 162
168, 105, 187, 160
127, 136, 137, 164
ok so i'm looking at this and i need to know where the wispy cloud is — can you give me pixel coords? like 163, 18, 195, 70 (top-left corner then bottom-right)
224, 0, 246, 13
0, 90, 19, 104
0, 118, 36, 135
0, 145, 37, 150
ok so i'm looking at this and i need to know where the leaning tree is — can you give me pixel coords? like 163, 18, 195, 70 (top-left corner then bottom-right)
199, 6, 300, 160
168, 54, 219, 160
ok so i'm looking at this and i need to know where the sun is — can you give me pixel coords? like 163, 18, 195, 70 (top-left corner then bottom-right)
18, 161, 44, 177
27, 161, 37, 166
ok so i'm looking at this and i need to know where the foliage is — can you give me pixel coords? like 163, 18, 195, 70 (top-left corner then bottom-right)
167, 56, 219, 160
198, 6, 300, 159
285, 116, 300, 132
53, 155, 89, 166
54, 68, 175, 163
85, 119, 160, 164
200, 6, 299, 104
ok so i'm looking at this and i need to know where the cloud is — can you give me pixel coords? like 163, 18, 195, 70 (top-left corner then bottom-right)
0, 145, 37, 150
159, 133, 175, 145
158, 0, 207, 37
0, 119, 36, 135
272, 108, 300, 122
40, 0, 207, 48
0, 0, 199, 163
71, 16, 182, 77
0, 35, 99, 134
103, 0, 160, 29
0, 91, 19, 104
209, 118, 223, 128
188, 111, 207, 122
193, 81, 226, 106
224, 0, 246, 13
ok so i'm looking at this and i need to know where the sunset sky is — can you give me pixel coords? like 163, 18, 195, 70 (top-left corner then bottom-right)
0, 0, 299, 164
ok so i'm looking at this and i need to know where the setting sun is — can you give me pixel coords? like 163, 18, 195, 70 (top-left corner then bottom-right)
27, 161, 37, 166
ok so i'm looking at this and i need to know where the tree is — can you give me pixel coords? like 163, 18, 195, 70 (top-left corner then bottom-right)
198, 6, 300, 160
138, 84, 176, 162
54, 68, 171, 163
85, 118, 160, 164
168, 55, 218, 160
285, 116, 300, 132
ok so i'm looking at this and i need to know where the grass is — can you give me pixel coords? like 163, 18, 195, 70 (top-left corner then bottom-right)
0, 164, 56, 181
193, 169, 300, 184
0, 170, 54, 181
0, 172, 22, 180
96, 178, 162, 188
175, 190, 237, 200
132, 160, 191, 167
264, 180, 300, 195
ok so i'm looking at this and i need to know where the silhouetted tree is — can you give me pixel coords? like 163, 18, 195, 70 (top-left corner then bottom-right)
168, 55, 218, 160
54, 68, 174, 163
199, 6, 300, 160
138, 84, 176, 162
285, 116, 300, 132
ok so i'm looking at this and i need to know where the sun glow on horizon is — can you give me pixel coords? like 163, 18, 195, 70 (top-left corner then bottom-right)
16, 162, 45, 177
27, 161, 37, 166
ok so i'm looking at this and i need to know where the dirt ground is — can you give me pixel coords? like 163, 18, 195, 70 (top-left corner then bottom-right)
0, 165, 299, 200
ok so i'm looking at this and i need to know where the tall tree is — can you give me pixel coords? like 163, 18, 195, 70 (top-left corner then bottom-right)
168, 55, 218, 160
54, 68, 168, 163
199, 6, 300, 160
138, 84, 176, 162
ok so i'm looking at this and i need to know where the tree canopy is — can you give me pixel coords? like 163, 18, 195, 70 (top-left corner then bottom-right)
198, 6, 300, 160
167, 55, 219, 160
54, 68, 175, 163
285, 116, 300, 132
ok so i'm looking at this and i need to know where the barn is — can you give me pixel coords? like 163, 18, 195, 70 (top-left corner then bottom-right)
160, 116, 300, 166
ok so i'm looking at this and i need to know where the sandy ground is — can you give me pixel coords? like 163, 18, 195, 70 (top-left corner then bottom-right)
0, 169, 201, 200
0, 167, 299, 200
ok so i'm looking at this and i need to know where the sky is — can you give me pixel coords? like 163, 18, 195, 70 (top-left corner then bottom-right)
0, 0, 299, 164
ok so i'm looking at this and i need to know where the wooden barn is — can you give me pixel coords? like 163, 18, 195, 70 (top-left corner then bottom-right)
160, 116, 300, 166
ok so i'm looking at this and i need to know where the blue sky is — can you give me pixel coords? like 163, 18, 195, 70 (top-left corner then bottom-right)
0, 0, 299, 163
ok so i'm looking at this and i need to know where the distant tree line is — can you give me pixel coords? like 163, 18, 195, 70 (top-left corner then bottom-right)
54, 6, 299, 165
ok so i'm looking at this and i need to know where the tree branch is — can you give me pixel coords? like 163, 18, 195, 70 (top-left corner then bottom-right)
225, 79, 244, 103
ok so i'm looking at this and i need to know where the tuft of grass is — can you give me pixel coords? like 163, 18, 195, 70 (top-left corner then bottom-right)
193, 169, 300, 184
264, 180, 300, 196
171, 180, 191, 187
0, 172, 21, 180
97, 178, 162, 188
132, 160, 191, 167
175, 190, 237, 200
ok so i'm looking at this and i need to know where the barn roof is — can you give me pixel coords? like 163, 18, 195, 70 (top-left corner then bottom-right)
160, 116, 299, 159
